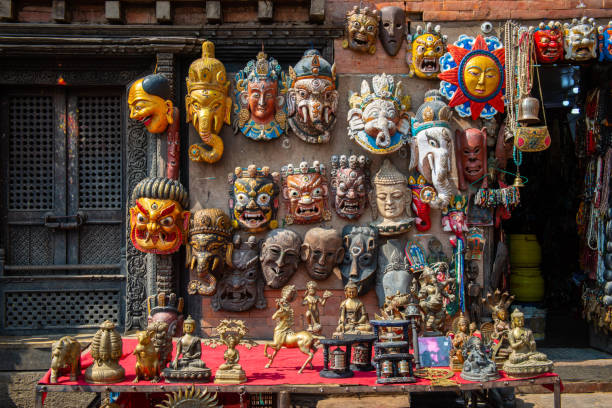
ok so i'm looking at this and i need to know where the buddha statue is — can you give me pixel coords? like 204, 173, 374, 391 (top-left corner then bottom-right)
162, 317, 211, 382
447, 313, 470, 372
334, 282, 373, 337
370, 159, 414, 236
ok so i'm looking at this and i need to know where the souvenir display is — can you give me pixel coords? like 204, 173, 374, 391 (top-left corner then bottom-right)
264, 285, 321, 373
186, 40, 231, 164
342, 6, 379, 54
408, 173, 434, 232
233, 51, 287, 141
442, 195, 469, 241
347, 74, 411, 154
439, 34, 505, 120
376, 239, 413, 307
341, 225, 378, 295
209, 319, 253, 384
212, 235, 267, 312
409, 90, 455, 210
147, 292, 185, 338
503, 309, 554, 377
128, 73, 174, 134
50, 336, 81, 383
563, 17, 597, 62
187, 209, 233, 296
330, 154, 370, 220
287, 49, 338, 144
418, 263, 456, 336
447, 313, 470, 372
302, 281, 333, 334
301, 227, 344, 281
163, 317, 212, 382
379, 6, 406, 57
85, 321, 125, 384
319, 338, 354, 378
406, 23, 447, 79
334, 282, 374, 336
598, 21, 612, 62
157, 386, 220, 408
533, 21, 564, 64
129, 177, 190, 255
228, 165, 280, 232
371, 320, 417, 383
482, 290, 515, 367
133, 330, 161, 383
148, 321, 173, 370
456, 128, 488, 191
460, 335, 499, 381
281, 161, 331, 225
427, 237, 449, 265
260, 228, 302, 288
371, 159, 415, 235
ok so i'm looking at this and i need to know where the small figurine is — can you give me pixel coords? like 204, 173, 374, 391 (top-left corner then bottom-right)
133, 329, 161, 383
342, 6, 380, 54
50, 336, 81, 383
456, 128, 488, 191
330, 154, 370, 220
302, 281, 333, 334
465, 261, 482, 325
371, 159, 415, 235
460, 335, 499, 381
301, 227, 344, 281
208, 319, 254, 384
340, 225, 379, 295
334, 282, 374, 337
564, 17, 597, 62
406, 23, 447, 79
128, 73, 174, 134
85, 320, 125, 384
379, 6, 406, 56
598, 21, 612, 62
163, 316, 212, 382
260, 228, 302, 288
482, 290, 515, 366
447, 313, 470, 372
442, 195, 469, 241
147, 292, 185, 338
418, 263, 456, 336
533, 21, 564, 64
281, 161, 331, 225
376, 239, 413, 307
148, 321, 173, 370
408, 173, 434, 231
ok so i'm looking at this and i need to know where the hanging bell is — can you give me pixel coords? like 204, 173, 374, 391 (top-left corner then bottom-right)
517, 96, 541, 125
513, 173, 525, 188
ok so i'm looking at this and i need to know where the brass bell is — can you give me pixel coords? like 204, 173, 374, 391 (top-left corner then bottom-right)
513, 173, 525, 188
517, 96, 541, 125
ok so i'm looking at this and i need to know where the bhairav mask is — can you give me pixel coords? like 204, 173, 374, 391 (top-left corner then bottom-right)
341, 225, 378, 296
287, 49, 338, 144
598, 21, 612, 62
186, 208, 233, 296
342, 6, 380, 54
300, 227, 344, 281
228, 165, 280, 233
407, 23, 447, 79
128, 74, 174, 134
129, 177, 190, 255
564, 17, 597, 62
281, 161, 331, 225
379, 6, 406, 56
147, 293, 185, 338
456, 128, 488, 191
186, 41, 231, 164
330, 154, 370, 220
534, 21, 564, 64
213, 235, 266, 312
260, 228, 302, 288
408, 173, 433, 232
409, 90, 456, 210
234, 52, 287, 141
371, 159, 414, 236
347, 73, 411, 155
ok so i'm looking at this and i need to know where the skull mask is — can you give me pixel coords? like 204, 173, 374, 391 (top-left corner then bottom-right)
330, 154, 370, 220
534, 21, 564, 63
379, 6, 406, 56
341, 225, 378, 295
260, 228, 302, 288
300, 227, 344, 281
228, 165, 279, 232
564, 17, 597, 62
281, 161, 331, 225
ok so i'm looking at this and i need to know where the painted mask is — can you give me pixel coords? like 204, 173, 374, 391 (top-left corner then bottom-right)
330, 154, 370, 220
212, 235, 266, 312
347, 74, 411, 155
186, 41, 231, 164
341, 225, 378, 295
598, 21, 612, 62
407, 23, 447, 79
408, 173, 433, 232
456, 128, 488, 191
281, 161, 331, 225
442, 195, 468, 241
129, 177, 190, 255
564, 17, 597, 62
410, 90, 456, 210
260, 228, 302, 288
466, 228, 485, 260
228, 165, 279, 233
186, 208, 233, 296
439, 34, 505, 120
379, 6, 406, 56
147, 293, 184, 337
534, 22, 564, 63
287, 49, 338, 144
371, 159, 414, 236
128, 74, 174, 134
300, 227, 344, 281
342, 6, 380, 54
234, 52, 287, 141
376, 239, 412, 307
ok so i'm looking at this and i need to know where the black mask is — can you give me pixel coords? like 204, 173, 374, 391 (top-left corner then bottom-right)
379, 7, 406, 56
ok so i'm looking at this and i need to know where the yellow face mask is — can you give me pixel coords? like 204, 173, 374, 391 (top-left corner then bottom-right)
461, 54, 501, 99
130, 197, 190, 254
411, 33, 445, 79
128, 79, 174, 134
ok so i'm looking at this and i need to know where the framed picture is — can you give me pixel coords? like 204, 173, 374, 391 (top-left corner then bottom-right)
418, 336, 452, 367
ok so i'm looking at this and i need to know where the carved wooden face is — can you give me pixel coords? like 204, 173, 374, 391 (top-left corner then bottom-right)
189, 233, 230, 279
346, 11, 378, 53
332, 165, 367, 219
283, 173, 329, 224
230, 176, 278, 232
260, 229, 301, 288
376, 183, 409, 221
534, 28, 564, 63
379, 7, 405, 56
457, 128, 487, 189
288, 77, 337, 141
129, 198, 189, 254
246, 80, 279, 123
128, 79, 173, 134
341, 226, 378, 295
411, 33, 445, 79
301, 228, 344, 280
216, 243, 260, 312
363, 99, 400, 148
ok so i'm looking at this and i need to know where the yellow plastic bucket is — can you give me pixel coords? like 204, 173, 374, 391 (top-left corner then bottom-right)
510, 267, 545, 302
509, 234, 542, 267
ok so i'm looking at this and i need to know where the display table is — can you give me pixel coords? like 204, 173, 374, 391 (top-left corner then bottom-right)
36, 338, 562, 407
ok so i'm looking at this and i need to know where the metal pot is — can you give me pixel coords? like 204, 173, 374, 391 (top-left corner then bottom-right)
517, 96, 541, 124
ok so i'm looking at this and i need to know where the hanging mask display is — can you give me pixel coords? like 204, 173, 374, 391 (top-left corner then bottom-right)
456, 128, 488, 191
128, 74, 174, 134
409, 90, 456, 210
301, 227, 344, 281
598, 21, 612, 62
406, 23, 447, 79
287, 49, 338, 144
342, 6, 380, 54
260, 228, 302, 288
129, 177, 190, 255
341, 225, 378, 296
379, 6, 406, 56
281, 161, 331, 225
408, 173, 434, 232
564, 17, 597, 62
439, 34, 505, 120
234, 51, 287, 141
228, 165, 280, 233
533, 21, 564, 64
330, 154, 370, 220
186, 41, 232, 164
347, 74, 411, 155
442, 195, 469, 241
371, 159, 414, 236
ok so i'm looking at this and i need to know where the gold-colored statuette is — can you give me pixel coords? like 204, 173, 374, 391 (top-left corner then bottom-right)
204, 319, 256, 384
302, 281, 332, 334
49, 336, 81, 383
447, 313, 470, 372
157, 386, 219, 408
85, 320, 125, 383
163, 316, 212, 382
133, 329, 161, 383
334, 282, 374, 337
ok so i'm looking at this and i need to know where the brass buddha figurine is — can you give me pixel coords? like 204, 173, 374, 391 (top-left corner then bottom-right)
163, 316, 211, 382
447, 313, 470, 372
334, 282, 373, 337
371, 159, 415, 236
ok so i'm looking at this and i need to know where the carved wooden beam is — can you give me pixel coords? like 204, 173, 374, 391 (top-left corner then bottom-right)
156, 1, 173, 24
52, 0, 70, 23
0, 0, 15, 21
309, 0, 325, 23
105, 1, 123, 24
206, 0, 222, 24
258, 0, 273, 23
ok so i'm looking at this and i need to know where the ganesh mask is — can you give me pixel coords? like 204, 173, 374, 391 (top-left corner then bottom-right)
330, 154, 369, 220
564, 17, 597, 62
379, 6, 405, 56
342, 6, 379, 55
228, 165, 279, 232
408, 173, 433, 232
301, 227, 344, 281
341, 225, 378, 295
442, 195, 468, 241
598, 22, 612, 62
456, 128, 488, 191
407, 23, 447, 79
534, 22, 564, 63
129, 177, 190, 255
260, 228, 302, 288
128, 74, 174, 134
281, 161, 331, 225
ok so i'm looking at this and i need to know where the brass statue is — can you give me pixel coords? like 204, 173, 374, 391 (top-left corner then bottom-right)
85, 320, 125, 383
482, 290, 515, 366
264, 285, 322, 373
502, 309, 553, 377
334, 282, 373, 337
302, 281, 332, 334
156, 386, 220, 408
148, 321, 173, 370
163, 317, 211, 382
447, 313, 470, 372
418, 263, 455, 336
133, 329, 161, 383
50, 336, 81, 383
205, 319, 255, 384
